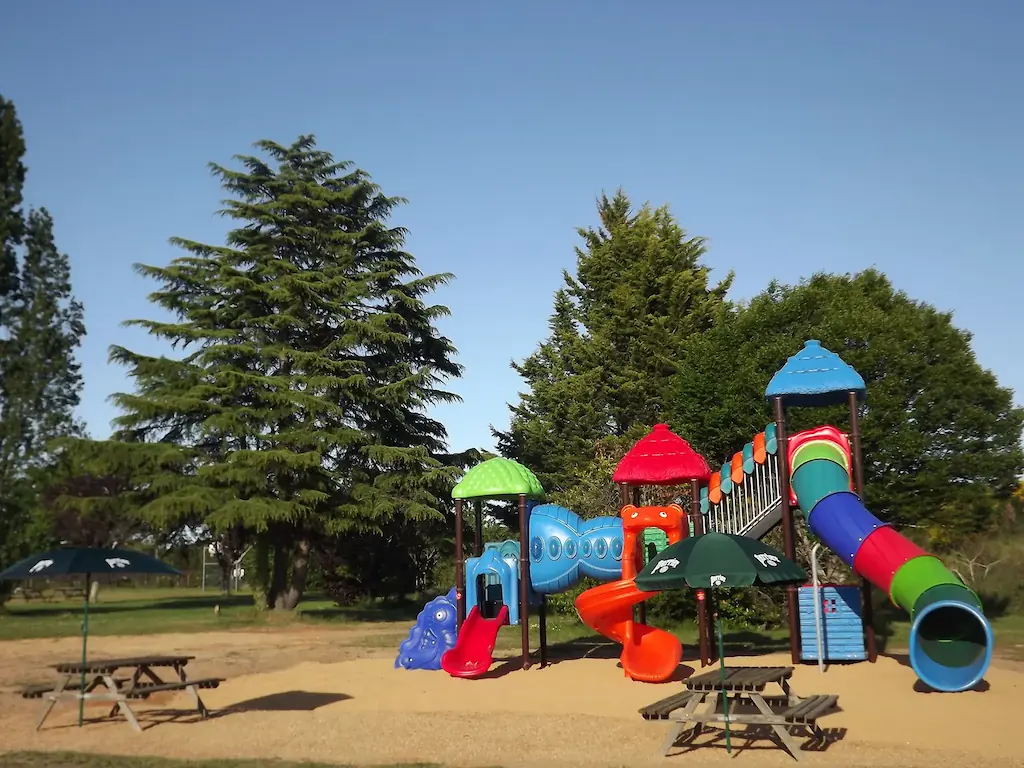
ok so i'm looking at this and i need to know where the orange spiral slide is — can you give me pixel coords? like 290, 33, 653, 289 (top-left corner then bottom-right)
574, 504, 684, 682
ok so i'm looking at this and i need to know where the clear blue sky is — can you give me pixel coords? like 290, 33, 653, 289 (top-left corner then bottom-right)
3, 0, 1022, 456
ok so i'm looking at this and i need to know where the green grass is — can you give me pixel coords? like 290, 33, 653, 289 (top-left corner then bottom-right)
2, 588, 1023, 661
0, 754, 442, 768
0, 588, 418, 641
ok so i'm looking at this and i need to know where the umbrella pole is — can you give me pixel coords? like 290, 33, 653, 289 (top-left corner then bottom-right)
715, 591, 732, 754
78, 573, 90, 727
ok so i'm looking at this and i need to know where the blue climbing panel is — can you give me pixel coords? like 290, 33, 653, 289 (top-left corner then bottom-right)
798, 584, 867, 662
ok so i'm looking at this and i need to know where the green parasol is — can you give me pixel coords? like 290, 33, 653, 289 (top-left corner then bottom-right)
636, 532, 806, 753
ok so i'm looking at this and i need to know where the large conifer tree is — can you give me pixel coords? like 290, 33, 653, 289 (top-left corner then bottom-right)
92, 136, 462, 609
496, 190, 733, 491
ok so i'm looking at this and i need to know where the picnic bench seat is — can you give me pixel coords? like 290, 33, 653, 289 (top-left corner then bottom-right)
20, 677, 129, 699
780, 694, 839, 725
639, 691, 705, 720
125, 677, 224, 698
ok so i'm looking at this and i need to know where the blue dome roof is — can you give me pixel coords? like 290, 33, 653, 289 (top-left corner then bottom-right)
765, 340, 866, 408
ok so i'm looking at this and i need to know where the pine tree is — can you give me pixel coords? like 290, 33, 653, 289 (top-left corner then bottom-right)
496, 190, 733, 491
0, 96, 86, 600
86, 136, 463, 610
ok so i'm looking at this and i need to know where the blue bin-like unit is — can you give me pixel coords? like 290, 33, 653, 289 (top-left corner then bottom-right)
798, 584, 867, 662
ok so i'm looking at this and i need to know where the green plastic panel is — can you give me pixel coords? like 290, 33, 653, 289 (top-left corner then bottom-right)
790, 458, 850, 515
889, 555, 962, 611
765, 423, 778, 454
912, 582, 982, 617
791, 440, 849, 472
642, 527, 670, 565
451, 457, 545, 500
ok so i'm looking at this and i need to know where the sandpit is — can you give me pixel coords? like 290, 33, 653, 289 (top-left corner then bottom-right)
1, 632, 1021, 767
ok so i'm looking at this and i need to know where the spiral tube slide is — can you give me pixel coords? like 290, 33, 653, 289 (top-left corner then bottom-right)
789, 428, 993, 692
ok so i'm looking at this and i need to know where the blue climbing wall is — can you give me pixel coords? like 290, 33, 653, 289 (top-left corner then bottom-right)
798, 584, 867, 662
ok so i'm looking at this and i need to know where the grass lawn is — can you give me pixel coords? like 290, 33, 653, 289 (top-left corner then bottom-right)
0, 587, 416, 641
2, 587, 1022, 660
0, 754, 443, 768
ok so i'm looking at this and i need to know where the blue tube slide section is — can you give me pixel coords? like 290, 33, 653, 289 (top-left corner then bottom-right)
792, 455, 993, 692
528, 504, 623, 593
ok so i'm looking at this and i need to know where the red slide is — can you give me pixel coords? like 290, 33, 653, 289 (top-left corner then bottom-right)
441, 605, 510, 678
575, 580, 681, 682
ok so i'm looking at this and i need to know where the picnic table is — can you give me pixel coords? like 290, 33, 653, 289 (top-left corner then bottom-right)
22, 655, 224, 732
639, 665, 839, 761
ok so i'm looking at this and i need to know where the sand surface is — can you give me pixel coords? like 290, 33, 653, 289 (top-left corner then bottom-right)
0, 628, 1021, 767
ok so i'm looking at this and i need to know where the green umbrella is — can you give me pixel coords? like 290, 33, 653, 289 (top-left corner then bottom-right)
635, 532, 806, 753
0, 547, 182, 727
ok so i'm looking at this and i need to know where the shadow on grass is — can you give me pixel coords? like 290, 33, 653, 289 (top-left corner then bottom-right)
5, 593, 255, 618
299, 603, 421, 624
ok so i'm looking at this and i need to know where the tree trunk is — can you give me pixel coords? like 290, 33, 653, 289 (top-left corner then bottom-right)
275, 538, 311, 611
250, 534, 271, 611
215, 551, 232, 594
270, 541, 290, 609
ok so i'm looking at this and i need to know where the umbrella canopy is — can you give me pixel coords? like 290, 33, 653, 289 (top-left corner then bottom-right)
635, 531, 805, 592
0, 547, 182, 580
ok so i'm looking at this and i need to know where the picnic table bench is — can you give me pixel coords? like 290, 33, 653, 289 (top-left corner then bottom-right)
638, 665, 839, 761
13, 585, 86, 602
24, 655, 224, 732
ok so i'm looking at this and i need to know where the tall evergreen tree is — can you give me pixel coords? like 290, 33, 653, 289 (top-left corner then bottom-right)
84, 136, 463, 610
496, 190, 733, 491
0, 96, 86, 601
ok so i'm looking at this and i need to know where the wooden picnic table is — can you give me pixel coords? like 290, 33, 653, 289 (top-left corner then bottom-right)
24, 654, 224, 732
639, 665, 839, 761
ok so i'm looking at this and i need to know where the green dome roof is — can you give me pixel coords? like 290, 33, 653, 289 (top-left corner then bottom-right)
451, 457, 545, 500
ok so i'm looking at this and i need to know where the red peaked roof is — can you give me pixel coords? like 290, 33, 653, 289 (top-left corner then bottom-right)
613, 423, 711, 485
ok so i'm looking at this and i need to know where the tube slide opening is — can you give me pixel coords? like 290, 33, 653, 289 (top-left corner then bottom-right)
910, 600, 992, 693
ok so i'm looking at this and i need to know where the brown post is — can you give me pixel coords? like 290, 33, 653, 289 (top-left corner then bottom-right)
774, 396, 801, 664
454, 498, 466, 629
630, 486, 647, 626
518, 493, 531, 669
539, 596, 548, 667
848, 390, 878, 663
473, 500, 483, 557
691, 479, 711, 667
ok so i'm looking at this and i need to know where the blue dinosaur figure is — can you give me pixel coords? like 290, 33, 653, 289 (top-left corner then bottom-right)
395, 587, 458, 670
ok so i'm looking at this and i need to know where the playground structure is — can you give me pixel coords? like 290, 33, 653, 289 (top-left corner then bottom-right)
396, 339, 994, 692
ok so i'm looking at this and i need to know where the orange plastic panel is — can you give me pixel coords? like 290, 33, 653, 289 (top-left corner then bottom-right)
708, 473, 721, 505
730, 452, 744, 485
752, 432, 767, 464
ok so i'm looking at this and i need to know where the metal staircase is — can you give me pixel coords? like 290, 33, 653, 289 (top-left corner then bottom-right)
699, 423, 783, 540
